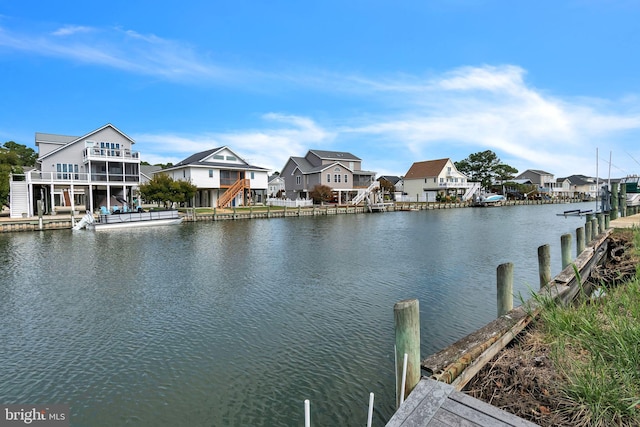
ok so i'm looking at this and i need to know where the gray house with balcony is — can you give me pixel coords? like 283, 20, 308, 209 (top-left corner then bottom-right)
280, 149, 376, 203
9, 123, 140, 218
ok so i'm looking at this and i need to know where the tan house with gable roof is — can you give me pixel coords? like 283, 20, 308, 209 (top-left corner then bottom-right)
402, 158, 479, 202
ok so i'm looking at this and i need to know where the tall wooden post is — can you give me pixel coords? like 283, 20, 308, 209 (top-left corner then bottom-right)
576, 227, 585, 255
394, 299, 420, 408
611, 183, 619, 220
597, 213, 604, 234
497, 263, 513, 317
537, 244, 551, 290
591, 218, 598, 237
561, 233, 572, 269
585, 216, 592, 242
604, 213, 610, 230
620, 183, 627, 217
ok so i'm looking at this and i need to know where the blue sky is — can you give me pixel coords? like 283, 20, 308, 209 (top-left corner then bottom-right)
1, 1, 640, 179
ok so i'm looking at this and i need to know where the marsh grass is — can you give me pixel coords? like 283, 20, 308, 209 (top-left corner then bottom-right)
531, 232, 640, 426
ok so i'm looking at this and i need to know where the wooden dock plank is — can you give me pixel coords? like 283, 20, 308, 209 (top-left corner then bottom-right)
448, 392, 538, 427
385, 379, 539, 427
385, 379, 452, 427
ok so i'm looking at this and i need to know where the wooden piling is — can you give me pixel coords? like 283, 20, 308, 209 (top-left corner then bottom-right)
394, 299, 420, 408
561, 233, 572, 269
597, 213, 604, 234
611, 183, 619, 220
537, 244, 551, 290
576, 227, 585, 255
585, 217, 592, 242
496, 263, 513, 317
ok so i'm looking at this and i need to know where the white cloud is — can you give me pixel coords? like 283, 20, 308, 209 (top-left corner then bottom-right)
133, 114, 335, 172
51, 25, 93, 36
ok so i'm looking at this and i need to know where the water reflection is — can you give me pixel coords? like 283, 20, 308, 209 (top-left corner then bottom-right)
0, 203, 591, 426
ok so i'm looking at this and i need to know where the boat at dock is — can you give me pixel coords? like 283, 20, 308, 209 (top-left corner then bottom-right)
621, 175, 640, 207
473, 194, 506, 207
73, 209, 183, 230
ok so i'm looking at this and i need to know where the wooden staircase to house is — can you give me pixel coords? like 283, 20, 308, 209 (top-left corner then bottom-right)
217, 178, 250, 208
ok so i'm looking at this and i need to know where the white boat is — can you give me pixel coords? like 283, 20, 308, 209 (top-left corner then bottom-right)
73, 210, 183, 231
473, 194, 506, 207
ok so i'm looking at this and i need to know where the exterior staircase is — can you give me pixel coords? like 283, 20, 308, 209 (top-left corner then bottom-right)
462, 182, 482, 201
9, 180, 30, 218
351, 181, 380, 205
217, 178, 250, 208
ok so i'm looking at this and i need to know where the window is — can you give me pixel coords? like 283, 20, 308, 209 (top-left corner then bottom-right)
344, 174, 348, 183
296, 176, 301, 185
209, 170, 213, 178
251, 172, 255, 179
327, 174, 331, 183
334, 174, 341, 183
226, 156, 236, 161
213, 155, 224, 160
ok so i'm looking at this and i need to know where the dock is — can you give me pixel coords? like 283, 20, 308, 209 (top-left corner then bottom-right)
386, 378, 537, 426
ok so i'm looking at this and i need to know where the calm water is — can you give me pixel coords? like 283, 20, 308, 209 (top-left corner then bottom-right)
0, 203, 592, 426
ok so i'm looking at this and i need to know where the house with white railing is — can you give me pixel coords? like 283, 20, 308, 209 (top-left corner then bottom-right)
9, 123, 141, 218
160, 147, 270, 208
280, 149, 377, 204
403, 158, 479, 202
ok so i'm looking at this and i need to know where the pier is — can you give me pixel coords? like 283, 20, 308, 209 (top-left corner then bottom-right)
386, 212, 640, 426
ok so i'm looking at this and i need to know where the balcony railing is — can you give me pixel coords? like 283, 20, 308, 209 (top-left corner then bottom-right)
13, 171, 139, 184
83, 147, 140, 162
437, 182, 475, 189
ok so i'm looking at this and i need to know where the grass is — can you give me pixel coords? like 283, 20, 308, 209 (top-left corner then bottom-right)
531, 228, 640, 426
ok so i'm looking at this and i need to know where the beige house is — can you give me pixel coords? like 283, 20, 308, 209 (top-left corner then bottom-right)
403, 158, 479, 202
160, 146, 270, 208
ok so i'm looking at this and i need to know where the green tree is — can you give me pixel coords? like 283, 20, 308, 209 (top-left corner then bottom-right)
139, 173, 197, 208
494, 164, 519, 184
455, 150, 517, 190
309, 184, 333, 205
0, 141, 37, 207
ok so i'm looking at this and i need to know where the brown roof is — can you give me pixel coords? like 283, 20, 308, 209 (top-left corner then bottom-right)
404, 158, 450, 179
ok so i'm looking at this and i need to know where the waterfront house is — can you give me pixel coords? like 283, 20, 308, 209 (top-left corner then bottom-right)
378, 175, 403, 200
515, 169, 556, 194
9, 123, 140, 218
555, 175, 601, 199
160, 147, 269, 208
268, 173, 285, 198
280, 149, 377, 203
402, 158, 479, 202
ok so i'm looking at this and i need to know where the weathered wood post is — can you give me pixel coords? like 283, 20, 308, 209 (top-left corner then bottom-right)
585, 215, 592, 242
597, 213, 604, 234
213, 207, 217, 221
561, 233, 572, 269
576, 226, 585, 255
611, 183, 619, 220
394, 299, 420, 408
591, 218, 598, 238
267, 205, 271, 218
605, 213, 610, 230
497, 262, 513, 317
620, 183, 627, 217
537, 244, 551, 289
